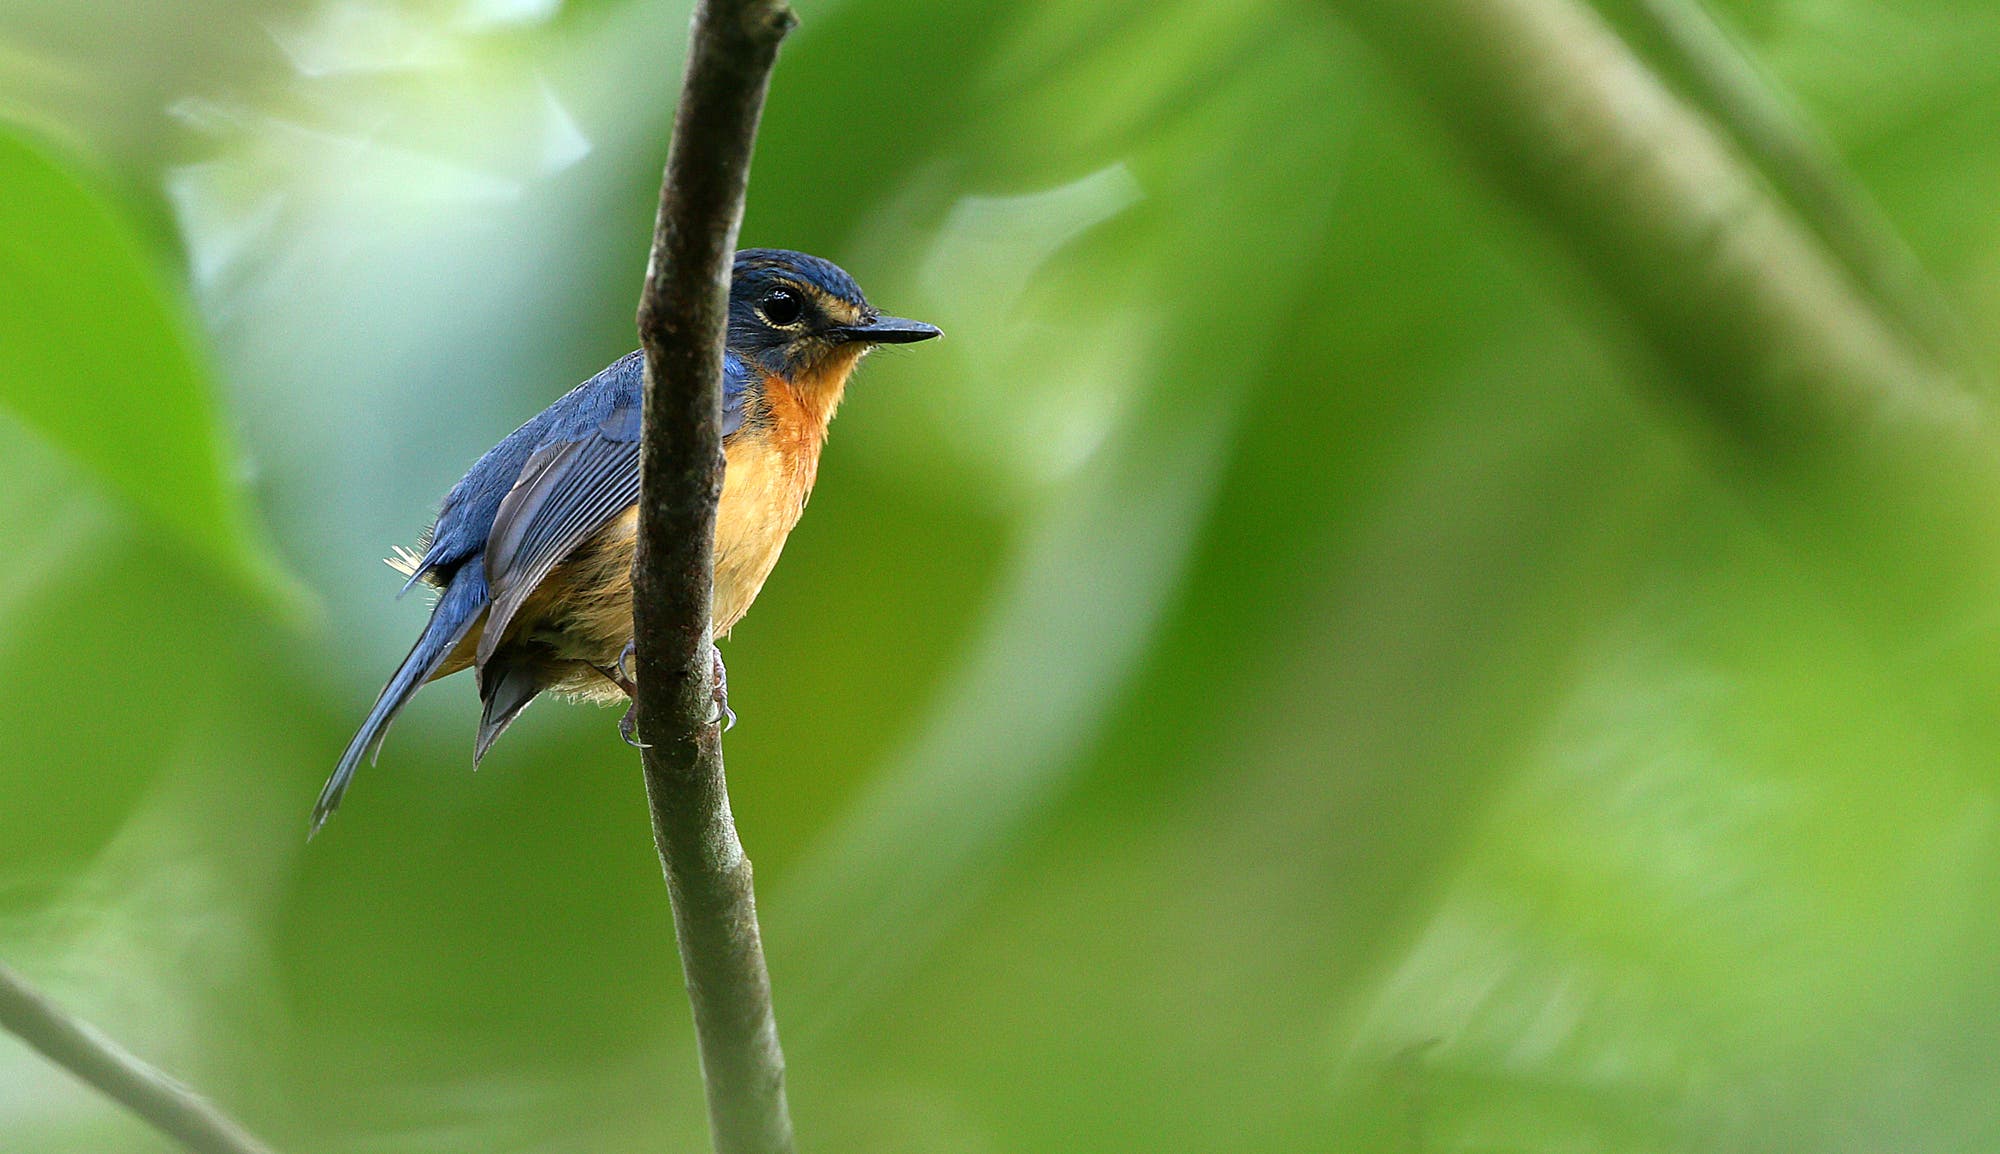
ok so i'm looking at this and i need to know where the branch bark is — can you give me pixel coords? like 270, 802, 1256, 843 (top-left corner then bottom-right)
630, 1, 796, 1153
0, 962, 276, 1154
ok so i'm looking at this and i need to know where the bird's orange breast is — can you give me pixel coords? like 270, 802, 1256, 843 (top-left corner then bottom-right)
711, 423, 819, 635
708, 355, 859, 632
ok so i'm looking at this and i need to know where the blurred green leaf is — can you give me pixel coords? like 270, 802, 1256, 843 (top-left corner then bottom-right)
0, 124, 303, 616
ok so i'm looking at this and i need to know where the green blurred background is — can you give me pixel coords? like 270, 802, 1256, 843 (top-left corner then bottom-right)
3, 0, 2000, 1149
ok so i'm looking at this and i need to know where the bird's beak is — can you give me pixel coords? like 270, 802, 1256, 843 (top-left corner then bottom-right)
833, 315, 943, 345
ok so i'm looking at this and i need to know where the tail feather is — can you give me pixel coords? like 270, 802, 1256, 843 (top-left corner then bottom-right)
311, 559, 488, 837
475, 651, 543, 763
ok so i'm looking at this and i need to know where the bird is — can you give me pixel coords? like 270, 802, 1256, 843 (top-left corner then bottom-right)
311, 248, 941, 835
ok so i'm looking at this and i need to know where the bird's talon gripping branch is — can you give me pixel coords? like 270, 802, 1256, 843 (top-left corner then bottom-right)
620, 702, 650, 748
711, 644, 736, 732
590, 657, 650, 748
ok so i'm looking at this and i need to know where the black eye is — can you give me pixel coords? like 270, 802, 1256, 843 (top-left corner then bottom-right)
758, 287, 805, 327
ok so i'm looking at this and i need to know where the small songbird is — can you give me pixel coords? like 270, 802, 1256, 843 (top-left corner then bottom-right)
312, 249, 940, 834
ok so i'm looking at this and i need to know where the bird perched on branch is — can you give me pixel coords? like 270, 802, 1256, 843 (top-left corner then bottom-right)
312, 249, 940, 834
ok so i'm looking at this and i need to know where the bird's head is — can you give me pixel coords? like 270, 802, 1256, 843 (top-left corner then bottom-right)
727, 249, 940, 387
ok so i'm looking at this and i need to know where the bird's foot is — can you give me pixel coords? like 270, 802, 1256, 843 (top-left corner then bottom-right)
593, 644, 648, 748
599, 642, 726, 739
619, 700, 649, 748
710, 644, 736, 732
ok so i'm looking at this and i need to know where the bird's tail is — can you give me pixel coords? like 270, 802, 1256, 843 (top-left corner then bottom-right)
311, 558, 489, 837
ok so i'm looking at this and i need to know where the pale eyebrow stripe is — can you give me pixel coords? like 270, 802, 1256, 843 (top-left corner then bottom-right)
800, 283, 863, 325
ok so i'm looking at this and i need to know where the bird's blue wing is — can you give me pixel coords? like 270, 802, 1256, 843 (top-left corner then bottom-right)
396, 350, 753, 597
475, 414, 641, 664
393, 361, 625, 595
470, 351, 756, 664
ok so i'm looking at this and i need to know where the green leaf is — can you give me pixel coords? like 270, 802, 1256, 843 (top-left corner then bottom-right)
0, 125, 305, 618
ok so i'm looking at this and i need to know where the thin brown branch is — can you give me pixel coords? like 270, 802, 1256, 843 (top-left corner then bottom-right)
0, 962, 276, 1154
629, 1, 796, 1152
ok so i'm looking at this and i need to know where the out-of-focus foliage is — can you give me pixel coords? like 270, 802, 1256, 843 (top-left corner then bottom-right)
0, 0, 1996, 1150
0, 130, 297, 609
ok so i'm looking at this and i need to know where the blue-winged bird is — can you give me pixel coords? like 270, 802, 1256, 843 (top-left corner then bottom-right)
312, 249, 940, 834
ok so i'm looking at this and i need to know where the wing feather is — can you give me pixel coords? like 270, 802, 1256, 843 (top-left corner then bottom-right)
477, 421, 642, 665
465, 352, 757, 668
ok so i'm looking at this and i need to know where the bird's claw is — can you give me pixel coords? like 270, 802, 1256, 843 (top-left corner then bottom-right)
710, 645, 736, 732
615, 638, 638, 684
619, 701, 649, 748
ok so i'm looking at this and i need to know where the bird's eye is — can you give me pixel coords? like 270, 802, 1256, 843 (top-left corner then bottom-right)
758, 287, 805, 328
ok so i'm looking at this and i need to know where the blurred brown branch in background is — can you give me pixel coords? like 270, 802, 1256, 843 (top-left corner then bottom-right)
1618, 0, 1978, 381
1330, 0, 2000, 648
630, 0, 798, 1153
0, 962, 276, 1154
1332, 0, 1961, 448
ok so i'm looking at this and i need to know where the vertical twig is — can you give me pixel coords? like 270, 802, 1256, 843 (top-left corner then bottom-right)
630, 1, 796, 1153
0, 962, 276, 1154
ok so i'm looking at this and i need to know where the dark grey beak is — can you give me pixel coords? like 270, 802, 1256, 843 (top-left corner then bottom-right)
834, 315, 942, 345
